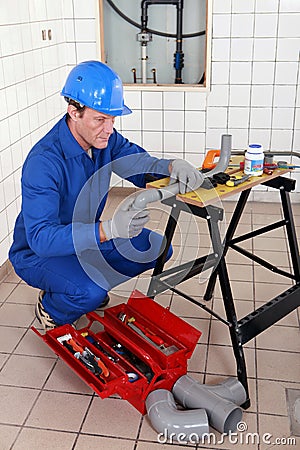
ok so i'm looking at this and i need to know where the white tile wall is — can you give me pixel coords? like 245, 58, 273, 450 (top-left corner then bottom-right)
0, 0, 300, 267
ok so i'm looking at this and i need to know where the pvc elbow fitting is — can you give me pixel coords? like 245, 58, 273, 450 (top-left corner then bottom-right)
172, 375, 246, 434
146, 389, 209, 441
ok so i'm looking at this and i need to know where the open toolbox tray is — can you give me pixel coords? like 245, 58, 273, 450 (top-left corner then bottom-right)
32, 290, 201, 414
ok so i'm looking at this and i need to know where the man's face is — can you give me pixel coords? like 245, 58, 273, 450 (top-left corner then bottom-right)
68, 105, 115, 150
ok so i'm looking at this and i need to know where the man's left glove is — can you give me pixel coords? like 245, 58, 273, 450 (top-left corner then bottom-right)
169, 159, 204, 194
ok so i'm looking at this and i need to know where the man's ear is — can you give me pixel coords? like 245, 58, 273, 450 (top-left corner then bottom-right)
67, 104, 80, 121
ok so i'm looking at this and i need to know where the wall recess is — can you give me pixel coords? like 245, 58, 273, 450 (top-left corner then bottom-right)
98, 0, 210, 89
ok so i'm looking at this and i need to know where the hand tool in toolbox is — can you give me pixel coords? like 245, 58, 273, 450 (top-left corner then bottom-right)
111, 339, 154, 382
57, 333, 110, 379
118, 311, 179, 355
232, 160, 299, 170
82, 332, 119, 363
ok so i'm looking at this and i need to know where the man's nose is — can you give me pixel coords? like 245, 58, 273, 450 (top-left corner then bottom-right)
103, 118, 114, 134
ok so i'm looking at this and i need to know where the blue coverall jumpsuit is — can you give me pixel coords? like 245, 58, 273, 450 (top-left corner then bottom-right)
9, 115, 172, 325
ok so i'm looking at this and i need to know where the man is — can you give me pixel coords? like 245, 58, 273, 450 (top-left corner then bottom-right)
9, 60, 204, 330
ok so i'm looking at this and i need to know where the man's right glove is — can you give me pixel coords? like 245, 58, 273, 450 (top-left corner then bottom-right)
101, 196, 150, 240
169, 159, 204, 194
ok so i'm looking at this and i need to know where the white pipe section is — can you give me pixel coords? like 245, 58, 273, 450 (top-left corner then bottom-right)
132, 134, 232, 210
172, 375, 247, 434
141, 45, 147, 83
146, 389, 209, 441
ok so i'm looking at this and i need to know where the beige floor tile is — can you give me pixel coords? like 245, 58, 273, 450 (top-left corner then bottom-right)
0, 303, 34, 327
44, 359, 94, 395
187, 343, 207, 373
14, 329, 56, 357
254, 282, 291, 303
227, 264, 254, 282
12, 428, 77, 450
254, 266, 293, 285
213, 297, 255, 322
0, 326, 26, 353
169, 295, 212, 320
253, 236, 288, 252
206, 345, 255, 378
26, 391, 91, 431
74, 435, 136, 450
256, 325, 300, 353
183, 317, 209, 344
0, 424, 20, 449
0, 385, 39, 425
0, 354, 55, 388
3, 272, 21, 283
258, 414, 299, 450
81, 397, 141, 439
257, 349, 300, 382
257, 379, 291, 416
254, 249, 291, 268
0, 282, 17, 302
5, 283, 38, 304
226, 280, 254, 301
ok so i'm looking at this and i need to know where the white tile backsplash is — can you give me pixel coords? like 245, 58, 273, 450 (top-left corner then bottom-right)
278, 14, 300, 38
164, 132, 184, 153
250, 107, 272, 129
251, 85, 274, 107
229, 85, 251, 107
232, 0, 255, 14
231, 38, 253, 61
212, 39, 231, 61
255, 0, 279, 14
163, 91, 184, 110
230, 62, 252, 84
253, 38, 276, 61
164, 110, 184, 132
275, 62, 299, 85
252, 61, 275, 85
142, 131, 162, 153
231, 14, 254, 38
273, 85, 297, 108
228, 107, 250, 129
272, 107, 295, 130
206, 107, 228, 129
254, 14, 278, 38
185, 111, 206, 133
142, 110, 163, 132
142, 91, 163, 110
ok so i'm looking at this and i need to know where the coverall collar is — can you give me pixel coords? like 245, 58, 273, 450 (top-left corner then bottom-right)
59, 114, 88, 160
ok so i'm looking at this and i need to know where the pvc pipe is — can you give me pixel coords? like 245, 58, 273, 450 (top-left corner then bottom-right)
146, 388, 209, 441
141, 44, 147, 83
132, 134, 232, 210
172, 375, 246, 434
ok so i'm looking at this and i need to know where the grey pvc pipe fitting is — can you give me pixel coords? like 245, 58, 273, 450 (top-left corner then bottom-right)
172, 375, 246, 434
132, 134, 232, 210
146, 389, 209, 441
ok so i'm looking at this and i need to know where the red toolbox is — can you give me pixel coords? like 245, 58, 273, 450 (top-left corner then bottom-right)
32, 290, 201, 414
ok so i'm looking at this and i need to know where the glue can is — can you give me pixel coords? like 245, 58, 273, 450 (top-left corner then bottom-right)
244, 144, 264, 176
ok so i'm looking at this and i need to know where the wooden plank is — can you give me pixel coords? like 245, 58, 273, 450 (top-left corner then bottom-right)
146, 165, 290, 208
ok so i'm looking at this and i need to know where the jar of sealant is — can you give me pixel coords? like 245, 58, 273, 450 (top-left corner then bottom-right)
244, 144, 264, 176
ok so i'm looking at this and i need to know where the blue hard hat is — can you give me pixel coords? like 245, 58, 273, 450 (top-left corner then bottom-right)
61, 61, 132, 116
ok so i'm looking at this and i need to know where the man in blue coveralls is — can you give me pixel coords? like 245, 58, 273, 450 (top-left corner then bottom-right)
9, 61, 204, 330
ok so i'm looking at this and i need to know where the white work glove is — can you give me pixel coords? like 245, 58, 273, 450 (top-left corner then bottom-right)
169, 159, 204, 194
102, 196, 150, 240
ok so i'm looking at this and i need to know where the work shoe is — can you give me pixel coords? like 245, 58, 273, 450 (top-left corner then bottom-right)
101, 294, 110, 307
35, 290, 58, 331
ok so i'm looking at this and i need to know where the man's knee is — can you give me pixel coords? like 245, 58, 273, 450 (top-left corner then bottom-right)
82, 283, 108, 312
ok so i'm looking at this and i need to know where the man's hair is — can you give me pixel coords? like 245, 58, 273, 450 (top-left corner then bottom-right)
64, 97, 86, 118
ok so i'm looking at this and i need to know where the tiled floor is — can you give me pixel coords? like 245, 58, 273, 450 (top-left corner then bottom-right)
0, 189, 300, 450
